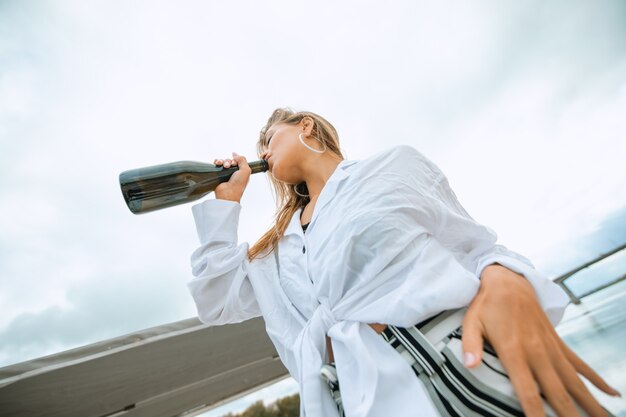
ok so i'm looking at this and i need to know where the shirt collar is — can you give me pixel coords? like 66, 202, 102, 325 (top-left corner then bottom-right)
284, 158, 357, 237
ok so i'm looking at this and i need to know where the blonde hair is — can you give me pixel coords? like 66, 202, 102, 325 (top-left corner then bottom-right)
247, 107, 345, 261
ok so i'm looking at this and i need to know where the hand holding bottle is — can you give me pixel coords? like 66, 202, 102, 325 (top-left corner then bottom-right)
213, 152, 251, 203
119, 154, 267, 214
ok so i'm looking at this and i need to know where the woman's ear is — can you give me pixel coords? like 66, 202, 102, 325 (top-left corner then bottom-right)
301, 116, 314, 136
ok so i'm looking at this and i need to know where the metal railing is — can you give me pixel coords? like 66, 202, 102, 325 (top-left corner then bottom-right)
553, 242, 626, 305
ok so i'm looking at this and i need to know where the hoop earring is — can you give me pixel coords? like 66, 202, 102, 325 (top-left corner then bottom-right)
299, 133, 327, 154
293, 183, 309, 198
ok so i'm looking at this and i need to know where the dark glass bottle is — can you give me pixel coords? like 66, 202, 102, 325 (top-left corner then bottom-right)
119, 160, 269, 214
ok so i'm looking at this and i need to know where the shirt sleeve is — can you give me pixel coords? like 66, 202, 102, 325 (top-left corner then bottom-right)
395, 145, 570, 325
434, 175, 570, 324
188, 198, 261, 325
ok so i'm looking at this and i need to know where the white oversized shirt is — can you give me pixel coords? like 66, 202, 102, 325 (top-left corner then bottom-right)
188, 145, 570, 417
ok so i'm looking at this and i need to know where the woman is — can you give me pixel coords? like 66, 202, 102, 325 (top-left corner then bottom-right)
188, 108, 619, 417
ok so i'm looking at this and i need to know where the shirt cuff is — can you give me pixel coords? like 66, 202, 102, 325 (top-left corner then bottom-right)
477, 254, 570, 326
191, 198, 242, 245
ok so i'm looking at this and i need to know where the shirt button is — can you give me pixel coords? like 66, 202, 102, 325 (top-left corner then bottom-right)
302, 245, 306, 254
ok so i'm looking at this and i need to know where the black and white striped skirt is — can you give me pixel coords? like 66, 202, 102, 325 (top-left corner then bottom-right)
320, 308, 603, 417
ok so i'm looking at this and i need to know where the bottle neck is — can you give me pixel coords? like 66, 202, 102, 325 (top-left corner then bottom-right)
249, 160, 269, 174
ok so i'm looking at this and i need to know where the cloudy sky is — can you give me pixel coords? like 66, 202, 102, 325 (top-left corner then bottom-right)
1, 0, 625, 414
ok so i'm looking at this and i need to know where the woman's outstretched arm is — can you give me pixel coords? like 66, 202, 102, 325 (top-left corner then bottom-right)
463, 264, 620, 417
390, 144, 620, 416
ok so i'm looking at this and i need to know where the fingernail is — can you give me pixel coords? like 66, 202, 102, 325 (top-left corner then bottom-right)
610, 386, 622, 397
464, 352, 476, 367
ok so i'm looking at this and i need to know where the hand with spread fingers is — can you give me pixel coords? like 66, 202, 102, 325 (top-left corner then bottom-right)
462, 264, 620, 417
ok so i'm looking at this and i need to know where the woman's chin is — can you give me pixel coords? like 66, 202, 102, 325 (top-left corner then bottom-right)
271, 166, 288, 182
270, 165, 300, 185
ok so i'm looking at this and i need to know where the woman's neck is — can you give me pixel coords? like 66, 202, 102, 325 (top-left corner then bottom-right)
301, 155, 343, 200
